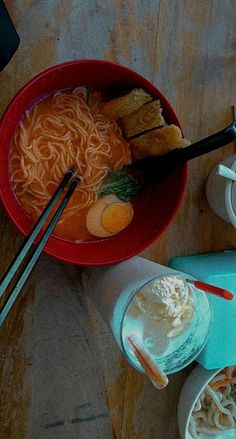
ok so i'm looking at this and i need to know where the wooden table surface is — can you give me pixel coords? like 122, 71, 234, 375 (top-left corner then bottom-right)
0, 1, 235, 438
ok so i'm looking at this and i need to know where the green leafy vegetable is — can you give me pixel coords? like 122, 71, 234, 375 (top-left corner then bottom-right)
99, 171, 143, 202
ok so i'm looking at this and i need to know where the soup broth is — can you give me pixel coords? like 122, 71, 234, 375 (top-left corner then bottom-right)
10, 87, 131, 241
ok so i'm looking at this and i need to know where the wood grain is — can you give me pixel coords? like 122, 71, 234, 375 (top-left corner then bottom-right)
0, 1, 236, 438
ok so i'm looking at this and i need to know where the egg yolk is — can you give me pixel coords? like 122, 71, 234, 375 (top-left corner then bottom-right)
101, 202, 134, 233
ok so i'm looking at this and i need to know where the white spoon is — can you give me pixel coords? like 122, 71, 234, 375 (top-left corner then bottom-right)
217, 164, 236, 181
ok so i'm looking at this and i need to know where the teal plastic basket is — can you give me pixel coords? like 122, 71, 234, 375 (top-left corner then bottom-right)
169, 250, 236, 370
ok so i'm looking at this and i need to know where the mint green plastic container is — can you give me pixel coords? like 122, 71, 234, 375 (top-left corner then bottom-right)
169, 250, 236, 370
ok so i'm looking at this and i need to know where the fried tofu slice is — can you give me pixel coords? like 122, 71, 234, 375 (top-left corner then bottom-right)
99, 88, 152, 119
87, 88, 103, 111
130, 124, 191, 160
120, 100, 165, 138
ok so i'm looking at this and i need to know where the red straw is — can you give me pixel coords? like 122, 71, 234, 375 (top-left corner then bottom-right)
187, 280, 234, 301
127, 334, 169, 390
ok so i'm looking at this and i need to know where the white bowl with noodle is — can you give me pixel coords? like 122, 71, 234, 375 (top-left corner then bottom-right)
178, 364, 236, 438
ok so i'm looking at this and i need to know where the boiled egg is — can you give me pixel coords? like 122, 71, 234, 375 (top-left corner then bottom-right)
86, 194, 134, 238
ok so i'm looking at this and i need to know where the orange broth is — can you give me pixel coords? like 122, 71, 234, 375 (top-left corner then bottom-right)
10, 88, 132, 241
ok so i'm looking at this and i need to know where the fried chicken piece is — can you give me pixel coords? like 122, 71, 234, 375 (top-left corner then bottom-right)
99, 88, 152, 119
130, 124, 191, 160
120, 100, 164, 138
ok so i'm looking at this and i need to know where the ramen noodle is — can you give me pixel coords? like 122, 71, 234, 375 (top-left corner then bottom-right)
189, 367, 236, 437
10, 87, 132, 241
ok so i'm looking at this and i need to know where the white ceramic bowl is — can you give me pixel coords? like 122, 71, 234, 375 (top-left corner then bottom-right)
178, 364, 236, 439
205, 155, 236, 228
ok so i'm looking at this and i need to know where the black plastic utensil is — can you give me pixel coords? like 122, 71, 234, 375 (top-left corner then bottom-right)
0, 0, 20, 71
132, 120, 236, 172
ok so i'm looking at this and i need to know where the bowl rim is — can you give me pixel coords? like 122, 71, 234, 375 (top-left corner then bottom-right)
120, 274, 212, 375
0, 59, 187, 266
178, 365, 227, 439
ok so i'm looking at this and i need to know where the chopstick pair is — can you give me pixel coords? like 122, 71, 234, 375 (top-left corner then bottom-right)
0, 170, 79, 327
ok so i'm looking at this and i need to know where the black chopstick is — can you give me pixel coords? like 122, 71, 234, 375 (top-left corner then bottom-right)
132, 120, 236, 171
0, 169, 73, 299
176, 120, 236, 162
0, 175, 79, 327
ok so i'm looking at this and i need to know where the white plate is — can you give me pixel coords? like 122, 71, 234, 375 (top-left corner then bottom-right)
178, 365, 236, 439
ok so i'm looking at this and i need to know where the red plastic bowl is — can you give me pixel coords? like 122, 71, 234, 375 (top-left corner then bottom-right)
0, 60, 187, 266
